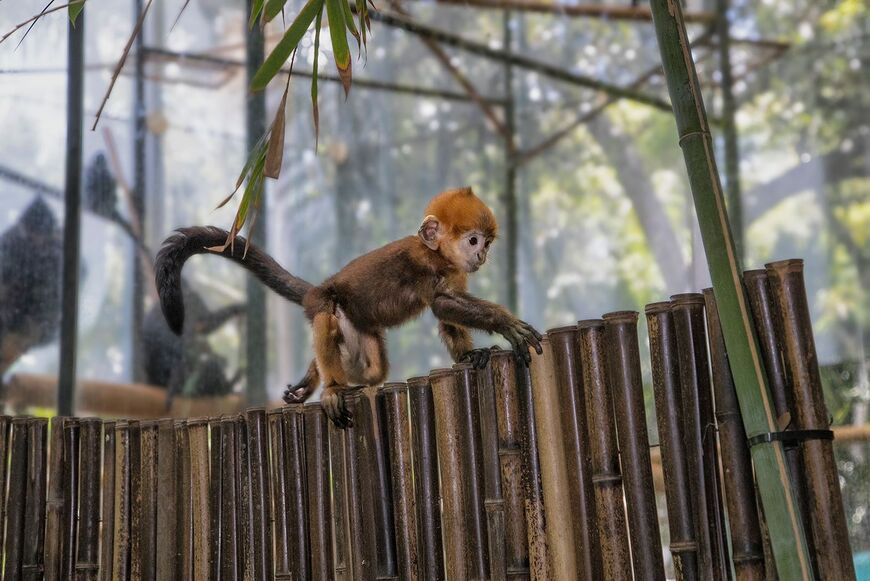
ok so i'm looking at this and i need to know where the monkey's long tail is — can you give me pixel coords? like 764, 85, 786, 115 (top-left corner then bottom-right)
156, 226, 314, 334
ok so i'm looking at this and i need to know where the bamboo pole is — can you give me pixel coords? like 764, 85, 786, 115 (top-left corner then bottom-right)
366, 387, 399, 579
0, 416, 10, 563
304, 404, 334, 581
139, 421, 159, 581
381, 384, 420, 581
112, 421, 132, 581
647, 1, 814, 577
670, 294, 730, 580
156, 419, 178, 581
602, 311, 665, 580
219, 416, 240, 581
645, 304, 700, 581
283, 405, 310, 580
22, 418, 48, 581
234, 415, 254, 581
765, 260, 856, 579
328, 415, 352, 581
430, 369, 469, 580
704, 289, 766, 581
548, 326, 600, 580
577, 321, 632, 581
175, 420, 193, 580
5, 417, 30, 580
246, 408, 274, 581
45, 417, 65, 581
345, 393, 378, 581
100, 421, 117, 581
407, 376, 445, 581
187, 419, 209, 579
489, 352, 530, 580
75, 418, 102, 581
208, 419, 223, 581
62, 418, 81, 581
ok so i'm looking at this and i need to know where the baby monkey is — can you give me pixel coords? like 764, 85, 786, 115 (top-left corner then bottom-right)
156, 187, 542, 427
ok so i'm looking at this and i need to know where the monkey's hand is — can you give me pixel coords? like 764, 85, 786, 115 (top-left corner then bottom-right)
459, 346, 500, 369
500, 319, 543, 366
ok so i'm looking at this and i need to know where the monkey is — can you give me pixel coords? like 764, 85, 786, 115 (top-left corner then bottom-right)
155, 187, 543, 427
0, 197, 63, 377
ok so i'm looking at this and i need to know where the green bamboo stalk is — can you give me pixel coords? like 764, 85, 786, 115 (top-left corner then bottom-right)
647, 1, 814, 579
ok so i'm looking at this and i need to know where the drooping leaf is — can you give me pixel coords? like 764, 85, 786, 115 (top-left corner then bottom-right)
340, 0, 360, 51
170, 0, 192, 31
264, 69, 292, 178
234, 153, 266, 231
248, 0, 266, 29
311, 7, 323, 146
16, 0, 55, 50
251, 0, 323, 91
69, 0, 84, 25
218, 132, 269, 210
325, 0, 352, 96
263, 0, 289, 23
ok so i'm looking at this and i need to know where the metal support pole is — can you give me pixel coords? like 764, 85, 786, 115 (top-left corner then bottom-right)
503, 10, 518, 314
131, 0, 147, 382
58, 13, 86, 416
245, 1, 268, 405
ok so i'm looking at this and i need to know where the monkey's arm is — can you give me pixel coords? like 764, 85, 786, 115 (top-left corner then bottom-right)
194, 303, 246, 335
431, 291, 542, 365
439, 321, 498, 369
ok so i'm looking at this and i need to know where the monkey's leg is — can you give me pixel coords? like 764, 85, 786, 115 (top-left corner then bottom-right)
283, 359, 320, 403
321, 384, 355, 429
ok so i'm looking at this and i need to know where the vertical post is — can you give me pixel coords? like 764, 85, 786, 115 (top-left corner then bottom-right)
76, 418, 102, 581
156, 419, 178, 581
100, 421, 117, 581
716, 0, 743, 260
303, 404, 333, 581
23, 419, 48, 581
247, 408, 274, 581
5, 418, 31, 580
647, 1, 813, 577
188, 419, 211, 580
502, 9, 518, 314
245, 0, 269, 405
62, 419, 81, 581
112, 421, 132, 581
58, 12, 86, 416
131, 0, 146, 382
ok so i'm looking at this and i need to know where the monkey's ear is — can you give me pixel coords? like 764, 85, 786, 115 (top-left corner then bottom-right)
418, 215, 442, 250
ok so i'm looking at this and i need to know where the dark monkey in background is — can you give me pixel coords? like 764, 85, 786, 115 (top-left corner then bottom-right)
156, 187, 543, 426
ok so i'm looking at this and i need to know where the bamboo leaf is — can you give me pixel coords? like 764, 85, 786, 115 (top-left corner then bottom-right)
263, 0, 289, 23
251, 0, 323, 91
234, 152, 266, 232
264, 76, 291, 179
248, 0, 266, 29
325, 0, 352, 96
340, 0, 360, 51
311, 7, 323, 147
170, 0, 192, 32
69, 0, 84, 25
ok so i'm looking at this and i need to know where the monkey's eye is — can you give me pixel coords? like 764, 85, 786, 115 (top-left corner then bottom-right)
469, 236, 478, 246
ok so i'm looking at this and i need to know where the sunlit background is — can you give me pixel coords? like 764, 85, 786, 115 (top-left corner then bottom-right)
1, 0, 867, 571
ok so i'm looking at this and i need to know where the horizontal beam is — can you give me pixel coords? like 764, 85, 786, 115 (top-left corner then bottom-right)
369, 10, 673, 112
143, 47, 507, 106
409, 0, 715, 24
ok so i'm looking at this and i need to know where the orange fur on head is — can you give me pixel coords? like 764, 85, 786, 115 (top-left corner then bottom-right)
424, 187, 498, 238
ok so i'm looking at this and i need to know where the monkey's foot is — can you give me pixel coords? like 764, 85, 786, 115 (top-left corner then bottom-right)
322, 387, 353, 429
459, 346, 501, 369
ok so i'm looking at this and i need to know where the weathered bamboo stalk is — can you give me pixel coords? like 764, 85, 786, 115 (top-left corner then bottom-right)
234, 415, 253, 580
549, 326, 601, 580
381, 383, 420, 581
328, 415, 352, 581
112, 421, 132, 581
514, 359, 551, 579
703, 289, 766, 581
743, 268, 815, 577
5, 417, 31, 580
209, 419, 223, 581
219, 416, 240, 581
75, 418, 102, 581
489, 352, 531, 580
430, 368, 470, 580
345, 392, 378, 581
45, 417, 66, 581
530, 338, 579, 580
476, 362, 508, 581
602, 311, 665, 580
765, 259, 856, 579
455, 363, 491, 580
304, 404, 334, 581
22, 418, 48, 581
0, 416, 11, 562
268, 409, 292, 581
366, 387, 399, 580
645, 304, 700, 581
282, 405, 310, 580
647, 1, 813, 576
62, 418, 81, 581
175, 420, 193, 580
100, 421, 116, 581
670, 294, 730, 580
407, 375, 445, 581
156, 419, 178, 581
577, 321, 632, 581
246, 408, 273, 581
139, 421, 159, 581
188, 418, 210, 580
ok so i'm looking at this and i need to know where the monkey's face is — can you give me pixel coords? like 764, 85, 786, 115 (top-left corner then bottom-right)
456, 230, 493, 273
